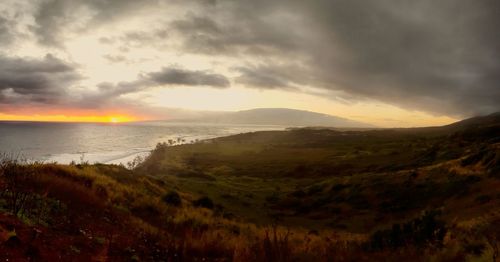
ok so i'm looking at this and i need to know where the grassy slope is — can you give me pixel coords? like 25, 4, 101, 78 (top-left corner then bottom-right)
138, 121, 500, 230
0, 113, 499, 261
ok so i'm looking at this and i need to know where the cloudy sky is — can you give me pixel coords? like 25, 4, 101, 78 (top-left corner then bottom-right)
0, 0, 498, 126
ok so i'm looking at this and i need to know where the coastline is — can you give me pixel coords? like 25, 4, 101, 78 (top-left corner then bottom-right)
1, 122, 286, 165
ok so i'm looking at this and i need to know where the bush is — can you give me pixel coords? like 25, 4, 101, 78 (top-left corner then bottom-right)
290, 189, 306, 198
0, 161, 38, 216
368, 210, 447, 250
475, 194, 492, 204
193, 196, 214, 209
306, 184, 324, 195
265, 193, 280, 203
162, 191, 182, 206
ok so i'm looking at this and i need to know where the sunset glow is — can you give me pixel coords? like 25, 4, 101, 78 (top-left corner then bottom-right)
0, 113, 140, 123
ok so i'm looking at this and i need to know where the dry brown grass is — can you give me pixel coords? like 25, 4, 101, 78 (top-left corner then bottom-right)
1, 160, 499, 261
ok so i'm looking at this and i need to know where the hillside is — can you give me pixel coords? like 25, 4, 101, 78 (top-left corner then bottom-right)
0, 113, 499, 261
447, 112, 500, 127
172, 108, 374, 128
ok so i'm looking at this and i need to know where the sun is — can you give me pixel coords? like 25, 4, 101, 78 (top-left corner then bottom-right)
108, 115, 137, 123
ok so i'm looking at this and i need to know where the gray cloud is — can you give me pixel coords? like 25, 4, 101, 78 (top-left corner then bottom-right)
122, 30, 168, 46
0, 54, 81, 104
31, 0, 73, 47
234, 64, 312, 90
6, 0, 500, 117
31, 0, 162, 46
99, 28, 169, 51
300, 0, 500, 116
0, 11, 18, 46
236, 67, 291, 90
85, 67, 230, 106
147, 67, 230, 88
170, 12, 303, 56
102, 54, 127, 63
169, 0, 500, 116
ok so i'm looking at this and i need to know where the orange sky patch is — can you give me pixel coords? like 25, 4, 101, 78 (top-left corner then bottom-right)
0, 112, 142, 123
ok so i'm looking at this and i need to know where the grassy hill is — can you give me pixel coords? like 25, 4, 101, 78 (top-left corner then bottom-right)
0, 113, 499, 261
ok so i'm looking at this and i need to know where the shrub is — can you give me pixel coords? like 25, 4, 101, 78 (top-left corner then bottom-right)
162, 191, 182, 206
193, 196, 214, 209
306, 184, 324, 195
261, 226, 291, 261
330, 183, 350, 192
265, 193, 280, 203
368, 210, 447, 250
475, 194, 492, 204
290, 189, 306, 198
0, 161, 39, 216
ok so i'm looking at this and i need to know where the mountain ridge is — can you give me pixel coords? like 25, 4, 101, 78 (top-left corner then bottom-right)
167, 108, 375, 128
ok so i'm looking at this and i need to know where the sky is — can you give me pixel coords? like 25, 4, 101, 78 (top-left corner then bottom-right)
0, 0, 499, 127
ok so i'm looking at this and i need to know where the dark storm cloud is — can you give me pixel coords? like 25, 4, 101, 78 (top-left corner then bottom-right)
170, 12, 303, 55
301, 0, 500, 116
171, 0, 500, 116
147, 68, 230, 88
86, 67, 230, 106
21, 0, 500, 116
31, 0, 162, 46
0, 54, 81, 104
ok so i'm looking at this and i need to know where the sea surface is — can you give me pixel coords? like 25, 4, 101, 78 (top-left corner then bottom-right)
0, 121, 285, 165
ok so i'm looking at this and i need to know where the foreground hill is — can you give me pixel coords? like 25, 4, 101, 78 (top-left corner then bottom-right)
0, 113, 499, 261
172, 108, 374, 128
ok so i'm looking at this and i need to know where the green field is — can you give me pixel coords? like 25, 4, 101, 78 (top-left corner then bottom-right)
137, 114, 500, 234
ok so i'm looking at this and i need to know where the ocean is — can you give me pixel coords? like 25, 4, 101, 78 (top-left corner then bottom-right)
0, 121, 284, 165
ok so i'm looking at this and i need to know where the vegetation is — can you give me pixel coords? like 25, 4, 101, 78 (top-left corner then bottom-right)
0, 113, 499, 261
193, 196, 214, 209
162, 191, 182, 207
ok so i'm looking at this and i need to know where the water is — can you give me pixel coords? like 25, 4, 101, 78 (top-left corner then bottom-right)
0, 121, 285, 165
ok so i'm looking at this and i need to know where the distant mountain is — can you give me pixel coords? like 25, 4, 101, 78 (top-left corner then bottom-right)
173, 108, 374, 128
